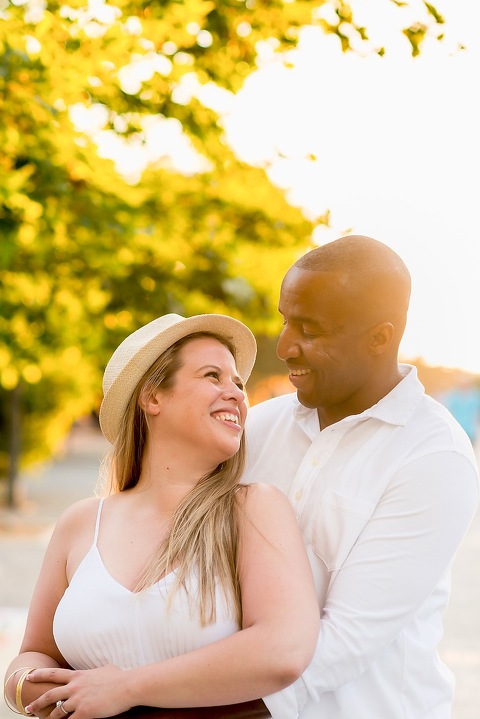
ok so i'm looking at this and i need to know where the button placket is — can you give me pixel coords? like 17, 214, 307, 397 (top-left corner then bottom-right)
289, 422, 351, 517
289, 441, 329, 516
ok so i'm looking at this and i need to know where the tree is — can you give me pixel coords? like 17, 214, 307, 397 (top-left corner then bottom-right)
0, 0, 446, 493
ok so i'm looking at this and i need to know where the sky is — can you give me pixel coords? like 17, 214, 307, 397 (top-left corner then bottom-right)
219, 0, 480, 374
72, 0, 480, 374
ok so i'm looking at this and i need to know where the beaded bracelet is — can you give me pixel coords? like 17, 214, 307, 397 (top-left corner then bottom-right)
3, 666, 35, 716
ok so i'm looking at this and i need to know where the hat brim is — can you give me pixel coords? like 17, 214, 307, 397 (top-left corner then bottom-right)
99, 314, 257, 444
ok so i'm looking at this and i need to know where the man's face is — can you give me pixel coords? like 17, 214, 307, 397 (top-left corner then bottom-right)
277, 266, 375, 427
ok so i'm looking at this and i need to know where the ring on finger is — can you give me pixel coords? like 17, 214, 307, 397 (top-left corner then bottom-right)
56, 700, 70, 715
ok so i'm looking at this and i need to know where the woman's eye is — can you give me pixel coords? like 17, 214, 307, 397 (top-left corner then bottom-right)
206, 371, 220, 380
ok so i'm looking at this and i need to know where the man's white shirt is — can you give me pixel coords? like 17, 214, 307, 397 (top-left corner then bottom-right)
245, 365, 479, 719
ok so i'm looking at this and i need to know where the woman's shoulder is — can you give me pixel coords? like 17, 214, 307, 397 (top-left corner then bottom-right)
235, 483, 305, 557
238, 482, 286, 499
236, 482, 292, 517
53, 496, 102, 537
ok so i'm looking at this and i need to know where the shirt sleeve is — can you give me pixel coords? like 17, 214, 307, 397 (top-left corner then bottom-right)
299, 450, 479, 702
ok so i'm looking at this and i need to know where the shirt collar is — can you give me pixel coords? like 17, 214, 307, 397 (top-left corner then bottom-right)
293, 364, 425, 435
361, 364, 425, 426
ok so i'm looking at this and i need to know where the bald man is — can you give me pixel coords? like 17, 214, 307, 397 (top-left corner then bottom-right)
244, 236, 479, 719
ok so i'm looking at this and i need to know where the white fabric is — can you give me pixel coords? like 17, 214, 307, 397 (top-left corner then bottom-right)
244, 365, 479, 719
53, 499, 239, 670
53, 499, 294, 718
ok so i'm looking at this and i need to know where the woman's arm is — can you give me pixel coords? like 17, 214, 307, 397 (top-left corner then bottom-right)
26, 484, 319, 718
4, 653, 64, 719
4, 499, 100, 716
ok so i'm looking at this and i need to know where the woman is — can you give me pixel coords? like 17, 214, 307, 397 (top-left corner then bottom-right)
5, 313, 319, 719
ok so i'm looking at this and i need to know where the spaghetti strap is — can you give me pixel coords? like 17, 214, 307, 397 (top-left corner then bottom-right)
93, 498, 105, 546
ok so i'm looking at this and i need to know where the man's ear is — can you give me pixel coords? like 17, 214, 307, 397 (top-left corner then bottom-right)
138, 389, 162, 416
368, 321, 395, 355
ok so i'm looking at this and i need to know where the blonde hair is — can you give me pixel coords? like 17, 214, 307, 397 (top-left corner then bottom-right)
102, 332, 245, 626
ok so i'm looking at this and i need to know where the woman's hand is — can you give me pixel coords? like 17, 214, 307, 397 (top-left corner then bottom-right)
30, 698, 58, 719
25, 665, 131, 719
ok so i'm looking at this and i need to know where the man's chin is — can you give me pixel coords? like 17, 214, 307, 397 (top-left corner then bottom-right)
295, 389, 318, 410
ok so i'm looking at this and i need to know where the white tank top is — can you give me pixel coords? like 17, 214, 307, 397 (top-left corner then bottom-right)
53, 498, 240, 670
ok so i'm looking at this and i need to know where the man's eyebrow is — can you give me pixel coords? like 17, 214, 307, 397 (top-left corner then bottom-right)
278, 311, 320, 324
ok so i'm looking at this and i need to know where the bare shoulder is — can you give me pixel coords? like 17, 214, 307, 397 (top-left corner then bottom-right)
35, 497, 103, 583
235, 484, 306, 564
238, 482, 287, 503
236, 483, 294, 521
52, 496, 102, 541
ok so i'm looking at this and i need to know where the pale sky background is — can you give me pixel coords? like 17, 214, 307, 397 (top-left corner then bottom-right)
220, 0, 480, 375
72, 0, 480, 374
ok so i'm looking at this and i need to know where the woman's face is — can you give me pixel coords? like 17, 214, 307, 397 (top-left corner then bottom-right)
150, 336, 247, 469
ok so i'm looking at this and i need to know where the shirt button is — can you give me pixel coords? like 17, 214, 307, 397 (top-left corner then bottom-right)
311, 457, 319, 466
295, 490, 303, 501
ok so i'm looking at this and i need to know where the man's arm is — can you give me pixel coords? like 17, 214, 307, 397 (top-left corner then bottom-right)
301, 451, 479, 699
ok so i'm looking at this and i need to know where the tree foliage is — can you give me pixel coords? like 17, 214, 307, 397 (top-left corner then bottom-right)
0, 0, 445, 478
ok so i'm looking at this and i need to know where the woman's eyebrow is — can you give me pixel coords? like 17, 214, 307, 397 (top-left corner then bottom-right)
198, 364, 243, 384
197, 364, 222, 372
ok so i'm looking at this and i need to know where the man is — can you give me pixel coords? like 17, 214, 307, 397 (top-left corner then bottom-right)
244, 235, 479, 719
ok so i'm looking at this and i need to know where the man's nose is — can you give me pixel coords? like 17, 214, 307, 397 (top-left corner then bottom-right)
277, 327, 301, 361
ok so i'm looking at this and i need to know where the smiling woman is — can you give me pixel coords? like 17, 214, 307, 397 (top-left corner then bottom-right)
141, 334, 247, 484
4, 313, 319, 719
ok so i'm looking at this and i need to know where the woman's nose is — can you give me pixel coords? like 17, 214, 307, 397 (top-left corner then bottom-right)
223, 382, 245, 404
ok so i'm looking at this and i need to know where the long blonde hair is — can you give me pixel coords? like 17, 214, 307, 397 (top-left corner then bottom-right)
102, 332, 246, 626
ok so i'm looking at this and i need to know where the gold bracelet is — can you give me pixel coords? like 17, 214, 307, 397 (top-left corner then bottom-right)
3, 667, 35, 716
15, 668, 34, 716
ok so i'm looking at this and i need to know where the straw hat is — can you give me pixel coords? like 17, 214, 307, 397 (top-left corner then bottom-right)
99, 313, 257, 444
